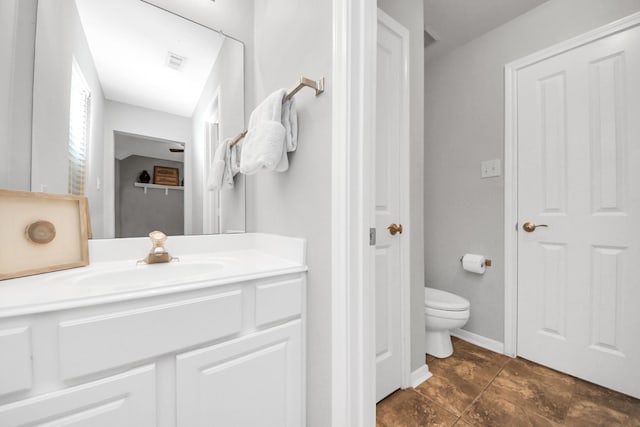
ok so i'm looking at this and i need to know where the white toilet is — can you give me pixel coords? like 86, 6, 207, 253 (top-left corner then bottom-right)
424, 287, 470, 358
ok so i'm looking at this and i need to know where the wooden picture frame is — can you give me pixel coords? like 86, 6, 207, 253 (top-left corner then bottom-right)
0, 190, 91, 280
153, 166, 180, 186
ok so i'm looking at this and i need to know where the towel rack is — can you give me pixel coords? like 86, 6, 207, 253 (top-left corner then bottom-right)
229, 76, 325, 147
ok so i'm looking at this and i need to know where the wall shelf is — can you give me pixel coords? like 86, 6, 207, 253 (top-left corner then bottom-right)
134, 182, 184, 195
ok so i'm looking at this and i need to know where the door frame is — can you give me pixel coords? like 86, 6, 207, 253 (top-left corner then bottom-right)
331, 0, 377, 425
376, 8, 413, 395
503, 12, 640, 357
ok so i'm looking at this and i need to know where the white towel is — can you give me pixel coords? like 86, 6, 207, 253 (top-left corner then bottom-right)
282, 97, 298, 152
207, 138, 237, 191
240, 89, 290, 175
228, 137, 241, 176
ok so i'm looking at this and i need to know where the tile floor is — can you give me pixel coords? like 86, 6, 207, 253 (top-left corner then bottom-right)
376, 337, 640, 426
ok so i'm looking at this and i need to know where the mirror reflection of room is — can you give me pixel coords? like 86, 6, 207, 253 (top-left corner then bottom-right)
29, 0, 245, 238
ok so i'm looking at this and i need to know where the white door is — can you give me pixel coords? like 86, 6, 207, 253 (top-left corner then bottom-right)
516, 23, 640, 398
375, 10, 410, 402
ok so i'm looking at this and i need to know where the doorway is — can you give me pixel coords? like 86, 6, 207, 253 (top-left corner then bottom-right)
113, 132, 185, 238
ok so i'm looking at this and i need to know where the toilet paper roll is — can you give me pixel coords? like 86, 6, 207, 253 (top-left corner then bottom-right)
462, 253, 486, 274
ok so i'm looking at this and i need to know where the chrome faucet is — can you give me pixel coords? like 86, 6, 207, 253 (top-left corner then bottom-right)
143, 230, 173, 264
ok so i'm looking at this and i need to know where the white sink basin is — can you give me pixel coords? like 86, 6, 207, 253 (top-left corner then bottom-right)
70, 261, 225, 288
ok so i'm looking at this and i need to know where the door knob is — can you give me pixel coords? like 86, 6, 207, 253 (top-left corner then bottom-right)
387, 223, 403, 236
522, 222, 548, 233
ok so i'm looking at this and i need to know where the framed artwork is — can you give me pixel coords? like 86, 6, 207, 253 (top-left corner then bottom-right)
0, 190, 91, 280
153, 166, 180, 186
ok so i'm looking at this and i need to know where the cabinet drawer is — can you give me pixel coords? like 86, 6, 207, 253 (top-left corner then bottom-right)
0, 365, 155, 426
255, 278, 303, 327
0, 326, 32, 397
59, 290, 243, 379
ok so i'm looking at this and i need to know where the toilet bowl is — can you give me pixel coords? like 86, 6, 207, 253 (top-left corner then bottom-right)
424, 287, 470, 358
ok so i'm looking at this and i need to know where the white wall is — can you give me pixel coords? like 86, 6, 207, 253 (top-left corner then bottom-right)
190, 38, 245, 235
424, 0, 640, 342
0, 0, 36, 191
377, 0, 426, 373
249, 1, 332, 425
31, 0, 106, 236
142, 0, 255, 137
103, 101, 191, 238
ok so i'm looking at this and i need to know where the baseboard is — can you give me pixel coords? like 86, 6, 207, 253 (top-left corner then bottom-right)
410, 364, 432, 388
451, 328, 505, 355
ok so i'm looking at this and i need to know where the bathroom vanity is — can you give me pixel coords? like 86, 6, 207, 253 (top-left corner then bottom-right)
0, 233, 307, 426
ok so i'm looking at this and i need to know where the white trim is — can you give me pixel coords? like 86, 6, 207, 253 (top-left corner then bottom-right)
503, 11, 640, 359
503, 62, 518, 358
423, 23, 441, 42
451, 329, 506, 355
410, 365, 432, 388
331, 0, 377, 426
376, 8, 412, 393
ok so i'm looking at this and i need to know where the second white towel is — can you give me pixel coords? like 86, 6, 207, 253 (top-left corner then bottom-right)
207, 137, 238, 191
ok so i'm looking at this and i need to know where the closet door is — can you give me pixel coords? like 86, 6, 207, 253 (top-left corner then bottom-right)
516, 21, 640, 398
176, 321, 303, 427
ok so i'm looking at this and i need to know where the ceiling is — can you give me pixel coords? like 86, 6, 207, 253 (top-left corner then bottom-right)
114, 132, 184, 162
75, 0, 225, 117
423, 0, 549, 62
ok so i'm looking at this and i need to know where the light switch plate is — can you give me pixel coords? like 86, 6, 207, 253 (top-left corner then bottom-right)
481, 159, 501, 178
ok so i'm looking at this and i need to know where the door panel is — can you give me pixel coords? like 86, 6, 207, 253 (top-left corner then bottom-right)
375, 11, 408, 402
517, 24, 640, 398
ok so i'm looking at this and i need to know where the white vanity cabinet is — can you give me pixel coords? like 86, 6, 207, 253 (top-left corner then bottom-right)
0, 271, 306, 427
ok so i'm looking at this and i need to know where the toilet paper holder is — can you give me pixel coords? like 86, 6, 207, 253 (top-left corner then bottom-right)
459, 256, 492, 267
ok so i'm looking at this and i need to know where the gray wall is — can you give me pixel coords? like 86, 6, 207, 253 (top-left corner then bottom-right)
0, 0, 36, 191
249, 1, 332, 425
377, 0, 426, 373
424, 0, 640, 342
116, 155, 184, 238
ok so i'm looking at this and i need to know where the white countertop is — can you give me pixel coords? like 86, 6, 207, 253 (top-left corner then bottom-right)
0, 233, 307, 318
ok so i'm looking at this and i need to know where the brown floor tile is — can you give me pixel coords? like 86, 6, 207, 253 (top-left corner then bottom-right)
625, 414, 640, 427
414, 374, 479, 416
428, 338, 509, 380
572, 378, 640, 418
486, 357, 575, 423
376, 389, 458, 427
417, 338, 508, 415
564, 397, 631, 427
452, 338, 510, 365
564, 378, 640, 427
379, 339, 640, 426
462, 386, 559, 427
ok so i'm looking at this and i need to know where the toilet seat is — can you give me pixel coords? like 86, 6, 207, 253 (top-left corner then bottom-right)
424, 287, 470, 311
425, 306, 469, 320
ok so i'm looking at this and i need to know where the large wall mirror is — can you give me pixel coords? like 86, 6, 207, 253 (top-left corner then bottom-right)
28, 0, 245, 239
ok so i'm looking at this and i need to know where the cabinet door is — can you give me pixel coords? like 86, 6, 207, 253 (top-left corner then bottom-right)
0, 365, 155, 427
177, 320, 303, 427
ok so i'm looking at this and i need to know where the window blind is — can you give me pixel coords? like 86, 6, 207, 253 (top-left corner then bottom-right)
68, 61, 91, 196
